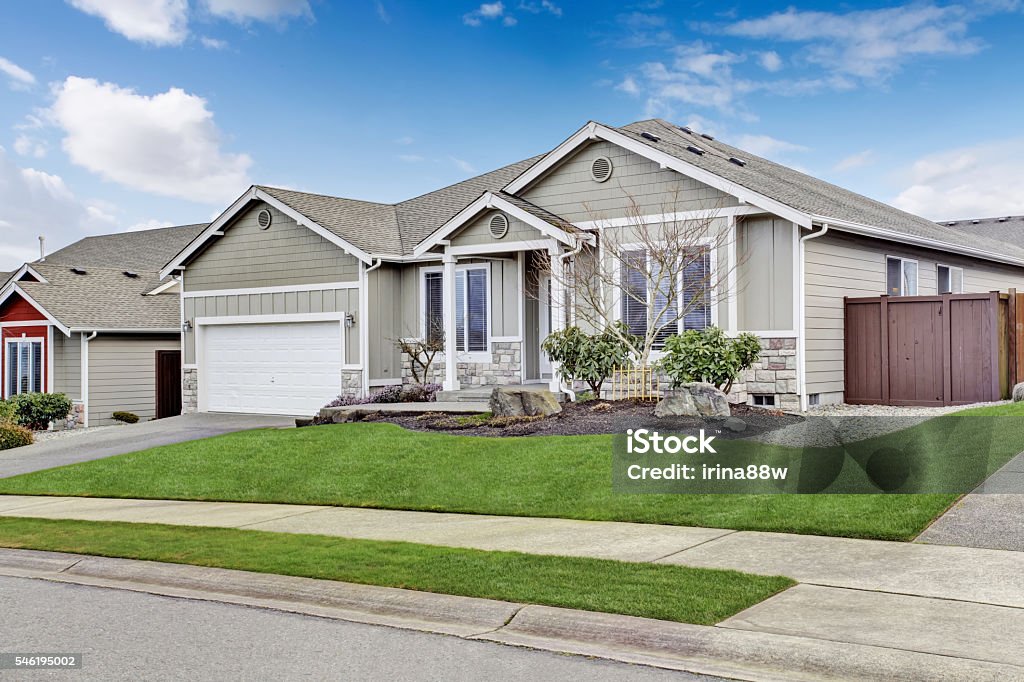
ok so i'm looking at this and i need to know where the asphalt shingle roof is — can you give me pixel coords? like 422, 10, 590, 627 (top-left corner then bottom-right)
44, 223, 207, 271
941, 215, 1024, 247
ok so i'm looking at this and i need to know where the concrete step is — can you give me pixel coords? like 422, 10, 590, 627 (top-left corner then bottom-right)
436, 384, 561, 404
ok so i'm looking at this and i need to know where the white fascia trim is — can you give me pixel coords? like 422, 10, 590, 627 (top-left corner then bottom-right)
447, 239, 553, 257
413, 192, 579, 257
160, 187, 372, 279
145, 277, 180, 296
68, 328, 180, 334
7, 263, 48, 284
194, 312, 346, 326
0, 284, 70, 336
809, 214, 1024, 269
504, 122, 813, 229
575, 205, 768, 230
183, 281, 360, 299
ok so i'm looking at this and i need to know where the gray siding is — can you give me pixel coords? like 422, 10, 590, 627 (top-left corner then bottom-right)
87, 334, 179, 427
368, 265, 403, 383
185, 202, 360, 291
523, 140, 738, 223
52, 331, 81, 400
450, 210, 543, 247
804, 231, 1024, 396
183, 287, 360, 365
737, 217, 795, 331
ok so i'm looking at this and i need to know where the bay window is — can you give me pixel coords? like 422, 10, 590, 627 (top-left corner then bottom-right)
5, 338, 43, 397
620, 247, 712, 347
423, 266, 489, 353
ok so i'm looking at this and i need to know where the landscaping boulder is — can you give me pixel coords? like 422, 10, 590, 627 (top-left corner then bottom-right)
1014, 382, 1024, 403
656, 382, 731, 419
489, 387, 562, 417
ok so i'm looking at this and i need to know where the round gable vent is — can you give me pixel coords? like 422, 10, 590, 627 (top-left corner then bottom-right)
489, 212, 509, 239
257, 209, 273, 230
591, 156, 613, 183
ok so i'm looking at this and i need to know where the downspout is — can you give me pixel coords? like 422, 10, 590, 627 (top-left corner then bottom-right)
358, 258, 382, 398
81, 331, 97, 427
554, 238, 584, 402
797, 224, 829, 412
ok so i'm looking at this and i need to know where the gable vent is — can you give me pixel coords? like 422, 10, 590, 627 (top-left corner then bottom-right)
591, 156, 613, 183
489, 212, 509, 239
640, 131, 661, 142
70, 266, 87, 275
729, 157, 746, 167
257, 209, 273, 230
686, 145, 705, 156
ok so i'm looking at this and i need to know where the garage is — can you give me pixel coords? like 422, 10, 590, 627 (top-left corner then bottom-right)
201, 320, 343, 415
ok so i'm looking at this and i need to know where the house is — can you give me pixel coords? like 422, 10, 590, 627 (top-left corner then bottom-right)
0, 225, 206, 426
156, 118, 1024, 416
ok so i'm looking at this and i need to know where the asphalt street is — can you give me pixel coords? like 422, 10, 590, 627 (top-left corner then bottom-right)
0, 576, 718, 681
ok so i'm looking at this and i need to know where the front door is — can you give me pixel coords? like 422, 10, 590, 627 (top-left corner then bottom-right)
538, 273, 552, 376
155, 350, 182, 419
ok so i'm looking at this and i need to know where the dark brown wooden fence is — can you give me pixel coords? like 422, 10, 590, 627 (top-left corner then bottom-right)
844, 291, 1024, 406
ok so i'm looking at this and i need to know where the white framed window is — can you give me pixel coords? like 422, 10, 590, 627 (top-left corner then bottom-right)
886, 256, 918, 296
936, 264, 964, 294
619, 246, 712, 347
421, 265, 490, 354
4, 337, 43, 398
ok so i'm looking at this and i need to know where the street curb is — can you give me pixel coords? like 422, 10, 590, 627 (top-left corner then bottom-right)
0, 548, 1019, 681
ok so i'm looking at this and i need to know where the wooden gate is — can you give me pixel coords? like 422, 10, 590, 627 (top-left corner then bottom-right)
844, 291, 1021, 407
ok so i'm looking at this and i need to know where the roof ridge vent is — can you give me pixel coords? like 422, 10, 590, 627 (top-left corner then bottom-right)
998, 217, 1009, 222
728, 157, 746, 166
971, 219, 980, 224
700, 133, 714, 140
686, 145, 705, 156
640, 131, 661, 142
70, 266, 87, 275
123, 270, 139, 278
678, 126, 693, 134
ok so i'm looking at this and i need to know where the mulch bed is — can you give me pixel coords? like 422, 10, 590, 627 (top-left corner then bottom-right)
358, 400, 804, 438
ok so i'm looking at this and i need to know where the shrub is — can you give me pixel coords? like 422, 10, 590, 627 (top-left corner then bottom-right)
0, 400, 15, 425
7, 392, 73, 430
323, 382, 442, 409
0, 423, 33, 450
542, 323, 638, 394
112, 411, 140, 424
658, 327, 762, 394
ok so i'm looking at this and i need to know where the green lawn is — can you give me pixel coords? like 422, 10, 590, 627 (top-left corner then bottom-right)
0, 517, 792, 625
4, 409, 1022, 539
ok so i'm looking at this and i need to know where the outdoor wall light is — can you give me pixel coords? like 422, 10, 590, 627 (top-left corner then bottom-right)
182, 320, 193, 333
345, 313, 355, 328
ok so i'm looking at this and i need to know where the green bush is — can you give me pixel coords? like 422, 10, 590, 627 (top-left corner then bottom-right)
112, 411, 140, 424
7, 392, 73, 431
658, 327, 762, 393
0, 400, 15, 425
0, 423, 33, 450
542, 323, 638, 394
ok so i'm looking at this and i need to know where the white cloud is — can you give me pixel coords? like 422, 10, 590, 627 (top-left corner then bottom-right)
398, 154, 424, 163
757, 50, 782, 72
733, 134, 808, 160
464, 2, 512, 26
891, 138, 1024, 219
0, 146, 116, 270
0, 56, 36, 90
722, 4, 987, 80
13, 135, 47, 158
518, 1, 561, 16
503, 15, 518, 26
450, 156, 477, 174
48, 77, 252, 204
375, 1, 391, 23
616, 75, 640, 95
127, 218, 175, 232
202, 0, 312, 23
200, 36, 229, 49
67, 0, 189, 45
833, 149, 876, 172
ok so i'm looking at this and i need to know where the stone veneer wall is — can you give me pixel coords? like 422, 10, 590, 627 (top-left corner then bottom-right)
182, 367, 198, 413
401, 341, 522, 387
340, 370, 363, 398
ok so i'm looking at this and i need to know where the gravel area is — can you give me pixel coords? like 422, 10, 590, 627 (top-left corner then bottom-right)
32, 423, 125, 443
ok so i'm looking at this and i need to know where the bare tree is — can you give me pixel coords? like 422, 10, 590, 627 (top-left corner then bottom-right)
392, 319, 445, 385
536, 187, 741, 366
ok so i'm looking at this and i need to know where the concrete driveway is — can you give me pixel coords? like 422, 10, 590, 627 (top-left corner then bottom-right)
0, 413, 295, 478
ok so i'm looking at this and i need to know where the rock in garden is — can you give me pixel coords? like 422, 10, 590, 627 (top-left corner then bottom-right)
654, 393, 699, 418
489, 387, 562, 417
1014, 382, 1024, 403
682, 382, 732, 418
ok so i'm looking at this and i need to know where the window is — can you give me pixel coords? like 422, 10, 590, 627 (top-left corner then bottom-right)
423, 267, 489, 353
886, 256, 918, 296
5, 339, 42, 397
620, 247, 711, 347
937, 264, 964, 294
751, 394, 776, 407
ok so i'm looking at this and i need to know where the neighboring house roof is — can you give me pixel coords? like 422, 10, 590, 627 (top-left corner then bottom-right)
941, 215, 1024, 246
44, 223, 208, 271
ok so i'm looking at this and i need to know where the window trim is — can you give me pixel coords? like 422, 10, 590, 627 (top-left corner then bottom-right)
885, 255, 919, 297
4, 336, 44, 399
611, 240, 718, 356
936, 263, 965, 295
419, 263, 492, 362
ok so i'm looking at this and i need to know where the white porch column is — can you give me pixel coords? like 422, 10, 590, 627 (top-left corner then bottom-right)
442, 252, 460, 391
548, 243, 566, 393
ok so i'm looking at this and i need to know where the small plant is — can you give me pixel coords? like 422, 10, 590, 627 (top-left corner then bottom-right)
542, 323, 638, 395
323, 382, 442, 409
112, 411, 140, 424
658, 327, 762, 393
0, 400, 15, 425
7, 392, 73, 430
394, 325, 445, 385
575, 390, 596, 403
0, 423, 33, 450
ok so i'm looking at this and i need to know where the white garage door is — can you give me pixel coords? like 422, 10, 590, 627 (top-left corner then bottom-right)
203, 321, 343, 415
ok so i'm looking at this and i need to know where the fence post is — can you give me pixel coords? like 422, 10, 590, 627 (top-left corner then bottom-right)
879, 295, 890, 404
941, 293, 952, 406
989, 291, 1002, 401
1010, 288, 1018, 388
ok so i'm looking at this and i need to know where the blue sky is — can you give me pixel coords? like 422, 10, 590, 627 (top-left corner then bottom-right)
1, 0, 1023, 269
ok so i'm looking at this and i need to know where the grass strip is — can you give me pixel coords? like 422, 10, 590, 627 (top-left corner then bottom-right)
0, 516, 793, 625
